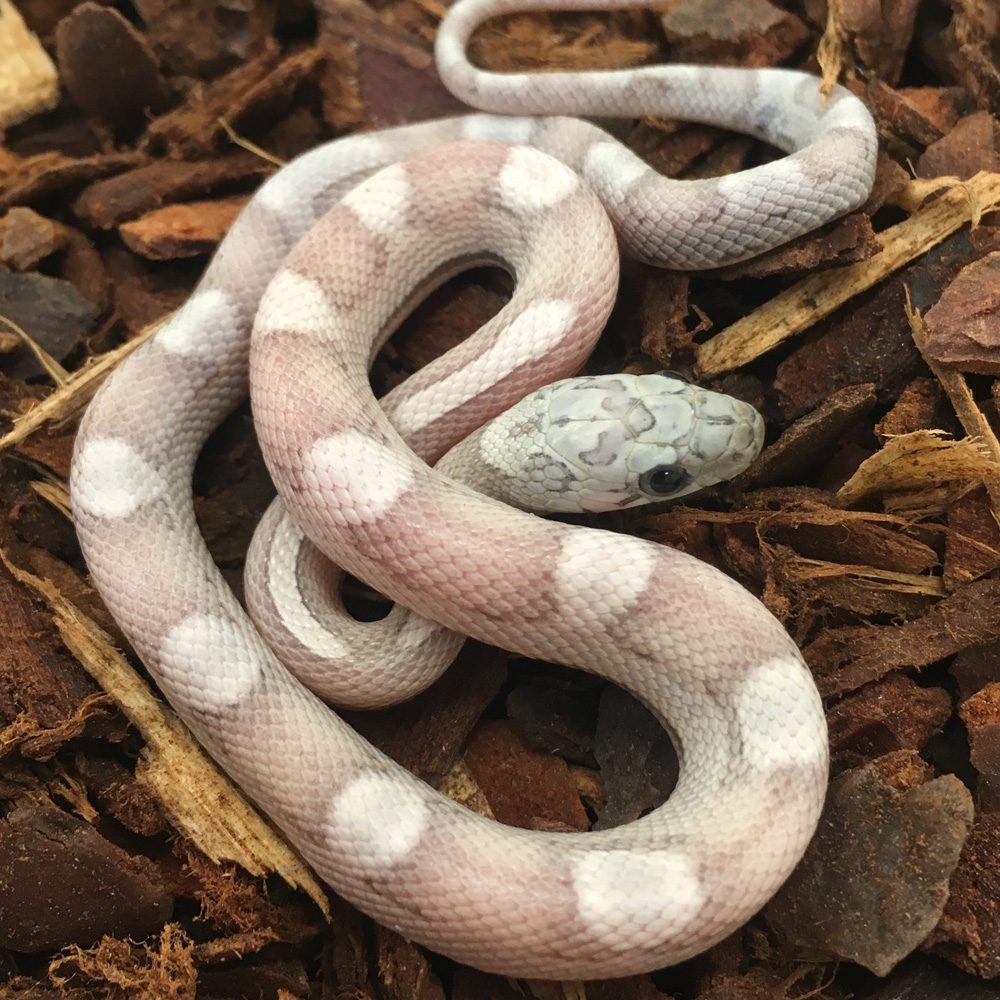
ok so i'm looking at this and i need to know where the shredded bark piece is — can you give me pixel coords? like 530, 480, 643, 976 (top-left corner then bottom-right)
946, 486, 1000, 587
837, 430, 993, 508
119, 195, 250, 260
48, 924, 197, 999
54, 3, 169, 138
659, 0, 809, 67
0, 150, 146, 213
830, 0, 920, 86
922, 251, 1000, 374
463, 720, 590, 832
73, 154, 270, 229
960, 684, 1000, 811
806, 579, 1000, 697
0, 270, 96, 380
947, 0, 1000, 115
0, 798, 173, 951
918, 111, 1000, 180
926, 815, 1000, 978
766, 753, 973, 976
749, 383, 877, 488
874, 377, 944, 440
345, 641, 508, 785
0, 0, 59, 128
132, 0, 276, 77
828, 675, 952, 772
592, 685, 676, 830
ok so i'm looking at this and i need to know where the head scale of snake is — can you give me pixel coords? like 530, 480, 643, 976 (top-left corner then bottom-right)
440, 371, 764, 512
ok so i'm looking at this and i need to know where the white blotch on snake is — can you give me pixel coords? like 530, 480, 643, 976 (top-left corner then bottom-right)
160, 613, 263, 708
552, 531, 657, 621
736, 656, 828, 771
390, 299, 578, 431
72, 438, 169, 520
327, 772, 431, 868
396, 614, 445, 649
498, 146, 579, 213
304, 431, 416, 524
716, 156, 809, 206
342, 163, 412, 237
583, 142, 650, 192
573, 848, 705, 931
159, 289, 239, 357
461, 114, 535, 144
257, 135, 396, 215
255, 269, 336, 338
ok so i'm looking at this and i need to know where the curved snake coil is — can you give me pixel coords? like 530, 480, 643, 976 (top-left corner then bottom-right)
70, 0, 878, 981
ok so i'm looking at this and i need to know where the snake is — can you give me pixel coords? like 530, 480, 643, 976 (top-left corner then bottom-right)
69, 0, 878, 981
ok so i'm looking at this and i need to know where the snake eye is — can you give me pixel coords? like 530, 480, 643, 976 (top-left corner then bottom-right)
639, 464, 691, 497
656, 370, 690, 384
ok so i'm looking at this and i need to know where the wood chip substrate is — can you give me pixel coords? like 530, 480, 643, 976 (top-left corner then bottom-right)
2, 1, 1000, 998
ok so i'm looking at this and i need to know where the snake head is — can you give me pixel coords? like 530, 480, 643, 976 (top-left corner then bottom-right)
471, 371, 764, 513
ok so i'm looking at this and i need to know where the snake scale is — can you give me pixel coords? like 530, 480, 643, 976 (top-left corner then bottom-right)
69, 0, 878, 980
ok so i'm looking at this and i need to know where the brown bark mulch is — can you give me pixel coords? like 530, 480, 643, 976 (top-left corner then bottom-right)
2, 0, 1000, 998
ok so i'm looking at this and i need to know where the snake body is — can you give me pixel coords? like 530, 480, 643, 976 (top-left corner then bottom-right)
70, 0, 877, 980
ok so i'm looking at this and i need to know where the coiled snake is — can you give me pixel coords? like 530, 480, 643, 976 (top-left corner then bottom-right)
70, 0, 878, 980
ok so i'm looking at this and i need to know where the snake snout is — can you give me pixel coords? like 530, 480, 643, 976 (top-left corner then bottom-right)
688, 392, 765, 487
